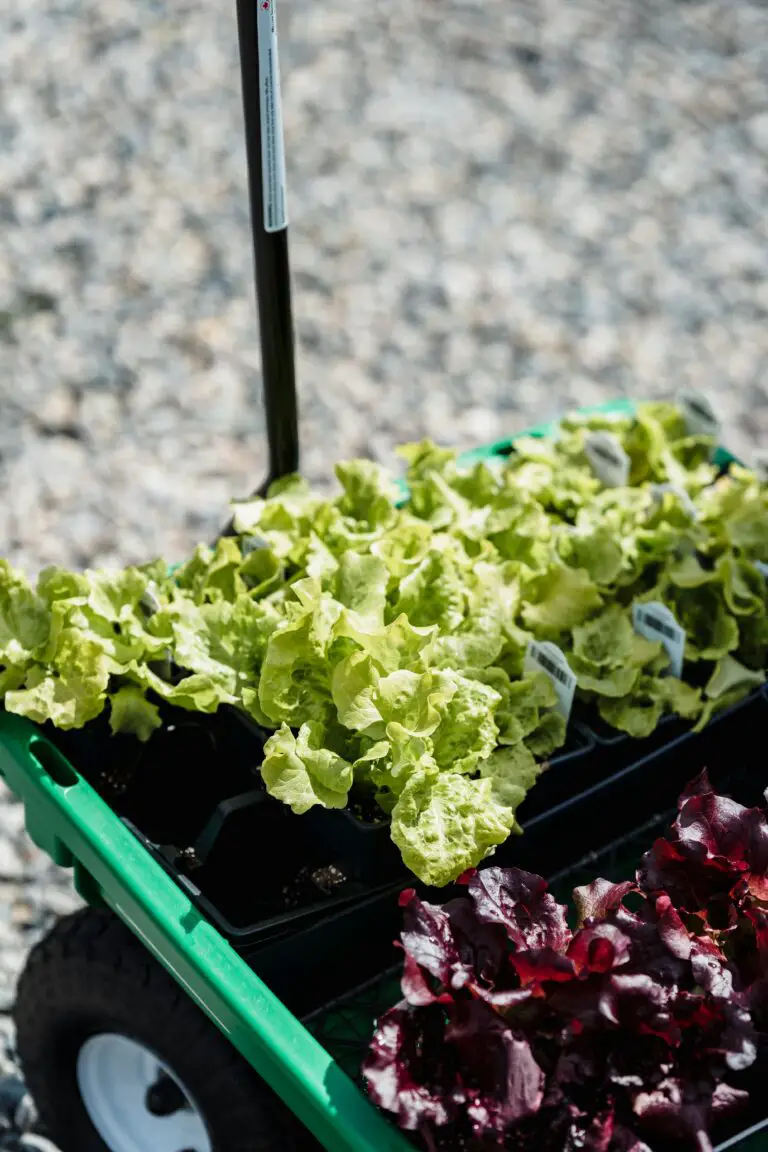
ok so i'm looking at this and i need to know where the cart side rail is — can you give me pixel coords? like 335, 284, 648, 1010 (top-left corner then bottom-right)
0, 711, 410, 1152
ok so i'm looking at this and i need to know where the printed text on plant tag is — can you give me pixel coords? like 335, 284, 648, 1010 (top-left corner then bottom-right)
524, 641, 577, 721
676, 390, 720, 440
632, 602, 685, 678
584, 432, 630, 488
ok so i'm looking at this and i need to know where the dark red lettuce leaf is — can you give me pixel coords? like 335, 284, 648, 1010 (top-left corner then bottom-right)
641, 835, 731, 919
568, 922, 634, 975
363, 998, 545, 1143
654, 894, 694, 960
444, 1000, 545, 1134
639, 771, 768, 914
609, 902, 694, 991
400, 952, 453, 1007
718, 901, 768, 995
362, 1002, 457, 1132
628, 982, 756, 1148
574, 879, 636, 927
510, 947, 577, 992
398, 888, 508, 996
398, 889, 472, 989
466, 867, 572, 952
632, 1077, 749, 1152
632, 1078, 715, 1151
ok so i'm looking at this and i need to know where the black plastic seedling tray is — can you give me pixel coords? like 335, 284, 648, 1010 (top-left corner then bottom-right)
42, 682, 768, 961
265, 685, 764, 1018
47, 705, 401, 948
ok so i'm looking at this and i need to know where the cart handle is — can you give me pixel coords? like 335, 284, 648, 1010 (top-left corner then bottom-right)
220, 0, 299, 537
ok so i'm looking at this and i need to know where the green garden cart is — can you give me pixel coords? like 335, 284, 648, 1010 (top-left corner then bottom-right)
2, 4, 768, 1151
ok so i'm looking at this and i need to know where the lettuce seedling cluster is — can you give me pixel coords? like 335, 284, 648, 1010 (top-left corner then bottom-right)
364, 772, 768, 1152
1, 402, 767, 885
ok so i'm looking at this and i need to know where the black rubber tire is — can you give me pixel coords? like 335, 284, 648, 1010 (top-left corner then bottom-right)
14, 907, 320, 1152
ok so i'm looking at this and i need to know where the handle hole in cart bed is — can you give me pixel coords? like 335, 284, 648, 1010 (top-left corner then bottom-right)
30, 739, 79, 789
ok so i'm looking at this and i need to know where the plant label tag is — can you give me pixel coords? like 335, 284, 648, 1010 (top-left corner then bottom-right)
632, 602, 685, 678
676, 390, 720, 439
650, 483, 698, 520
752, 452, 768, 485
242, 534, 271, 555
524, 640, 577, 721
257, 0, 288, 233
584, 432, 630, 488
754, 560, 768, 581
140, 584, 162, 617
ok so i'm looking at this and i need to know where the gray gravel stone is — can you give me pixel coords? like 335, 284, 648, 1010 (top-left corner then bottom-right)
1, 1, 768, 1147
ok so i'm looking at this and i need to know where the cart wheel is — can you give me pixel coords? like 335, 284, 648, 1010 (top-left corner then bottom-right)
14, 908, 318, 1152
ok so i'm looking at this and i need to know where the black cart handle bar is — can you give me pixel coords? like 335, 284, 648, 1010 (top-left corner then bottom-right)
221, 0, 299, 536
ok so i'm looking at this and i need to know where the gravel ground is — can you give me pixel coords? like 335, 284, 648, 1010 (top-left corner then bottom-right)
1, 0, 768, 1144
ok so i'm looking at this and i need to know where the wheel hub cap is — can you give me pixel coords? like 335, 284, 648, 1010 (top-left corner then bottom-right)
76, 1033, 212, 1152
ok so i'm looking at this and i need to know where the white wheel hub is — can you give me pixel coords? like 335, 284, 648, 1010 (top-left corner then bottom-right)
76, 1033, 212, 1152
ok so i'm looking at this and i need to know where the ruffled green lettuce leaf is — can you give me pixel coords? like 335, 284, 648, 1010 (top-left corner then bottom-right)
568, 607, 662, 698
6, 628, 112, 730
0, 562, 51, 667
557, 524, 624, 586
480, 741, 543, 808
390, 768, 520, 888
521, 565, 603, 639
257, 591, 343, 726
691, 656, 765, 732
597, 689, 664, 740
261, 721, 354, 813
108, 686, 162, 742
334, 552, 389, 624
430, 674, 500, 774
335, 459, 400, 528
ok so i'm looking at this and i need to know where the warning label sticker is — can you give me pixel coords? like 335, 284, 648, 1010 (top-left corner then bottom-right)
257, 1, 288, 233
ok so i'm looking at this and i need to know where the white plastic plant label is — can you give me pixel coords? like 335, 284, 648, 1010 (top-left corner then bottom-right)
584, 432, 630, 488
650, 483, 698, 520
676, 390, 720, 439
241, 534, 271, 555
140, 583, 162, 617
257, 0, 288, 233
632, 602, 685, 678
524, 640, 577, 721
752, 452, 768, 485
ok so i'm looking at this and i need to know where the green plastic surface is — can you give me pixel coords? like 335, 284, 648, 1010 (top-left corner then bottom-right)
0, 400, 750, 1151
0, 711, 409, 1152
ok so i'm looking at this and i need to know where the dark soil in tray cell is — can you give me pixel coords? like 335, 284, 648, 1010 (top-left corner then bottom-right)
46, 703, 400, 938
173, 789, 366, 931
48, 704, 266, 847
